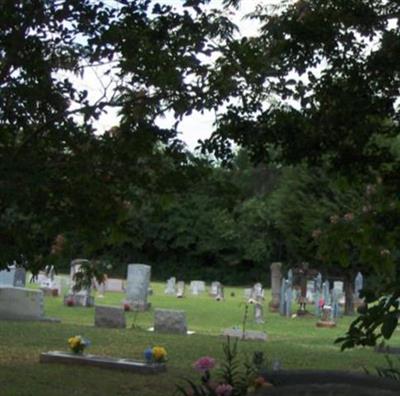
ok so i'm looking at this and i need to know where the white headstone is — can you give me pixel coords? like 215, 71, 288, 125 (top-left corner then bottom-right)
0, 287, 45, 320
0, 267, 16, 286
165, 277, 176, 295
176, 281, 185, 298
126, 264, 151, 311
190, 280, 205, 295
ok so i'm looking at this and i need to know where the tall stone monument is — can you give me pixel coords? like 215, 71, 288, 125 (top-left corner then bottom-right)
126, 264, 151, 311
269, 262, 282, 312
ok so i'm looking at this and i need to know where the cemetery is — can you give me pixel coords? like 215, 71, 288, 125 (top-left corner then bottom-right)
1, 261, 400, 396
2, 0, 400, 395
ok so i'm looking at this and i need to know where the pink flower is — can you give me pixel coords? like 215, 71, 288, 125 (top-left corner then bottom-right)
343, 212, 354, 221
319, 298, 325, 308
215, 383, 233, 396
193, 356, 216, 372
330, 215, 339, 224
312, 229, 322, 239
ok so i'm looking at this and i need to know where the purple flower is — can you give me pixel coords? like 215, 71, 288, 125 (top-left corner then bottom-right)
193, 356, 216, 372
215, 383, 233, 396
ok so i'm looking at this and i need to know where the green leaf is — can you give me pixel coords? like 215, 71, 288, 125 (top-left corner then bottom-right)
382, 315, 398, 339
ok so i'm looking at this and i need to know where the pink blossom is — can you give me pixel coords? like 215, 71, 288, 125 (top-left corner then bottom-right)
312, 229, 322, 239
343, 212, 354, 222
330, 215, 339, 224
193, 356, 216, 372
215, 383, 233, 396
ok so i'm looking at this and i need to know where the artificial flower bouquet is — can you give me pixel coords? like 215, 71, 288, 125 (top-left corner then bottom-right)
144, 345, 168, 364
68, 335, 90, 354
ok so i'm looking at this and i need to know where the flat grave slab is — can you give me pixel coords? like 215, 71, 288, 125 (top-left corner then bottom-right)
222, 328, 267, 342
40, 351, 166, 374
375, 345, 400, 355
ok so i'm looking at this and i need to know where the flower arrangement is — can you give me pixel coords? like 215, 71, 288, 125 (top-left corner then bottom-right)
144, 345, 167, 364
176, 337, 272, 396
68, 335, 90, 354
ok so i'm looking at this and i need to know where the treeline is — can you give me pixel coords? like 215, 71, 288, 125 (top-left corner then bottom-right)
55, 149, 362, 285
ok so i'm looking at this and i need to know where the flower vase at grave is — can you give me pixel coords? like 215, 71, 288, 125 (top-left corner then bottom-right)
316, 306, 336, 328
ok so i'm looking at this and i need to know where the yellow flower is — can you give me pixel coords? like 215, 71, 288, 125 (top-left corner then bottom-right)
152, 346, 167, 362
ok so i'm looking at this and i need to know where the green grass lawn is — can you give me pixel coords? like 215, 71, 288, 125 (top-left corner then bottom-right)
0, 281, 399, 396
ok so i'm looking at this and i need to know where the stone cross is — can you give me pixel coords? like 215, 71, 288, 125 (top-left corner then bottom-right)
269, 262, 282, 312
248, 283, 263, 303
126, 264, 151, 311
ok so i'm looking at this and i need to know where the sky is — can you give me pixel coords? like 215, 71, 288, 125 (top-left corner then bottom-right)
77, 0, 275, 151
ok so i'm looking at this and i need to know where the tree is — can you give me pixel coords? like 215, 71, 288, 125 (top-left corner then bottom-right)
0, 0, 238, 272
203, 0, 400, 346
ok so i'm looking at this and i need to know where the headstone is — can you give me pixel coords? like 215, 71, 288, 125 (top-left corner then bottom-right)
322, 281, 331, 306
154, 308, 187, 334
269, 262, 282, 312
64, 259, 94, 307
221, 328, 267, 342
190, 280, 205, 295
40, 351, 166, 374
279, 278, 286, 316
126, 264, 151, 311
0, 266, 16, 286
333, 281, 344, 293
106, 278, 125, 292
0, 287, 56, 321
254, 303, 264, 324
94, 305, 126, 328
176, 281, 185, 298
314, 273, 322, 316
164, 277, 176, 295
285, 279, 292, 317
14, 267, 26, 287
244, 288, 252, 300
40, 265, 58, 296
215, 283, 224, 301
306, 280, 315, 303
331, 288, 341, 319
96, 281, 106, 298
210, 281, 220, 297
354, 272, 363, 299
333, 280, 345, 306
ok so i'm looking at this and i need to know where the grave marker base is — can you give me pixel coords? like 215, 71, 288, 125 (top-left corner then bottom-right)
316, 320, 336, 328
40, 351, 166, 374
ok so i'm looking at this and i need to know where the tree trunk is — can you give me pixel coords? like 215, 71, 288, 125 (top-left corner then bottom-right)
344, 277, 354, 316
